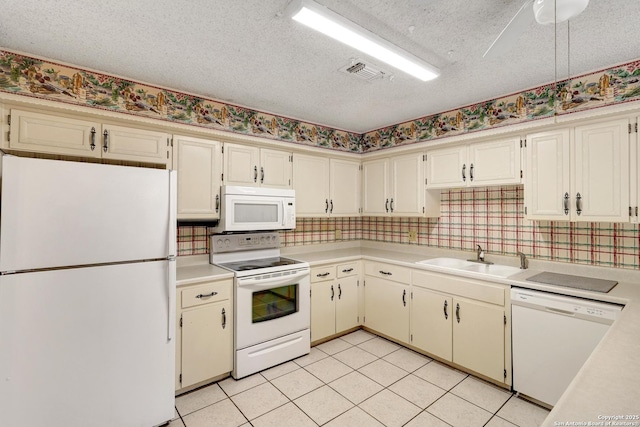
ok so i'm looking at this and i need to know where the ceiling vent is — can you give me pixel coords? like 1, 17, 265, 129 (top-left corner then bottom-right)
339, 59, 388, 82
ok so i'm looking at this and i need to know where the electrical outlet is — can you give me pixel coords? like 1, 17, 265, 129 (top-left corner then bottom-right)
335, 229, 342, 240
408, 230, 417, 242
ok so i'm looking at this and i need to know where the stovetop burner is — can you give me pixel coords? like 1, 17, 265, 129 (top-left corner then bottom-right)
219, 257, 302, 272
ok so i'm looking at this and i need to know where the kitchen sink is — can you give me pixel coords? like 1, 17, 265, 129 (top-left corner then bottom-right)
417, 257, 521, 279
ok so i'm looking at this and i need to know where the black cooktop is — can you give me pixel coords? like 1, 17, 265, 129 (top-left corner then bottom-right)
219, 257, 302, 272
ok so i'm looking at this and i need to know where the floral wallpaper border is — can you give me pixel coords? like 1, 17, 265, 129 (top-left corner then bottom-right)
1, 49, 639, 153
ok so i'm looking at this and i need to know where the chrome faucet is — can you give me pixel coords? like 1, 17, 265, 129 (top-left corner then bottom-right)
517, 251, 528, 269
468, 244, 493, 264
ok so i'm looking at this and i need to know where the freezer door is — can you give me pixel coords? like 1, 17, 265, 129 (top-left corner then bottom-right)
0, 156, 175, 271
0, 261, 175, 426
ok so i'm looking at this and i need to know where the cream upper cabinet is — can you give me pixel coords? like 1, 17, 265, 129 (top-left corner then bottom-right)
525, 118, 630, 222
329, 158, 361, 216
173, 135, 222, 220
426, 138, 521, 189
363, 152, 439, 217
7, 108, 170, 165
293, 153, 361, 217
223, 143, 291, 188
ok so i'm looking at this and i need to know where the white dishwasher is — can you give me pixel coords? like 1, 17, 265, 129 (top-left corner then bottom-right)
511, 288, 622, 407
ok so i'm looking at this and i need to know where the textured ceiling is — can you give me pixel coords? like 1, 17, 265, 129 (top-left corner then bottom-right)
1, 1, 639, 133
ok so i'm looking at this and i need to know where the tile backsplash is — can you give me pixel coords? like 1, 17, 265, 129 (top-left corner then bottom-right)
178, 186, 640, 270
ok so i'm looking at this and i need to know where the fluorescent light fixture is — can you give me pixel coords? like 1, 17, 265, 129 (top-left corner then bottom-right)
286, 0, 440, 82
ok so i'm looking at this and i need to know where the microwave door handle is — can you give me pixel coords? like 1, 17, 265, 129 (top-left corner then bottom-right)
237, 270, 309, 288
282, 200, 285, 226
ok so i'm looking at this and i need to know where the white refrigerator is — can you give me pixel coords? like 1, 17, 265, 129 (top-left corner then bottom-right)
0, 156, 177, 427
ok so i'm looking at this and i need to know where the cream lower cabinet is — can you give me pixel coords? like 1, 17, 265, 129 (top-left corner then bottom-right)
426, 138, 521, 189
176, 279, 233, 392
293, 153, 361, 217
310, 262, 360, 342
223, 143, 291, 188
363, 262, 411, 344
7, 108, 170, 165
173, 135, 222, 220
411, 270, 508, 384
525, 118, 630, 222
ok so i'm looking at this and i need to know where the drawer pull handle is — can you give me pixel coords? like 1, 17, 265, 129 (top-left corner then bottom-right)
221, 307, 226, 329
456, 303, 461, 323
331, 285, 334, 301
379, 270, 392, 276
316, 272, 331, 277
196, 291, 218, 299
443, 300, 448, 320
341, 268, 354, 273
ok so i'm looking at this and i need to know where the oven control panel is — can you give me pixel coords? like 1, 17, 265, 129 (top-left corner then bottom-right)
211, 232, 281, 253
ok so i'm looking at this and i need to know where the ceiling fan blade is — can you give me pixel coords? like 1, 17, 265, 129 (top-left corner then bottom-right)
483, 0, 536, 59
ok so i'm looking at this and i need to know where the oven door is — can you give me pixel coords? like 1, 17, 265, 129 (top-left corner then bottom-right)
235, 268, 310, 350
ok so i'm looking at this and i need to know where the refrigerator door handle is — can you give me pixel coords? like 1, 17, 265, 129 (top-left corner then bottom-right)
168, 171, 177, 257
168, 259, 176, 341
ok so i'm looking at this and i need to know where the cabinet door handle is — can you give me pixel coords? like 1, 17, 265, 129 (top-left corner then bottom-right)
90, 127, 96, 151
469, 163, 474, 181
338, 284, 342, 299
325, 199, 329, 213
378, 270, 392, 276
331, 285, 334, 301
402, 289, 406, 307
330, 199, 334, 213
103, 129, 109, 153
576, 192, 582, 216
221, 307, 226, 329
341, 268, 353, 273
390, 198, 394, 212
385, 198, 389, 212
456, 303, 460, 323
196, 291, 218, 299
563, 192, 569, 215
254, 166, 258, 182
215, 194, 220, 212
316, 272, 330, 277
462, 164, 466, 181
443, 300, 448, 320
260, 166, 264, 183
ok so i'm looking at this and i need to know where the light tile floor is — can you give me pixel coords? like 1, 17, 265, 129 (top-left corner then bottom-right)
171, 330, 550, 427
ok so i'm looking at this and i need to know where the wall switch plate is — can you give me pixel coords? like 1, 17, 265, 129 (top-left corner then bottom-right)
408, 230, 417, 242
335, 229, 342, 240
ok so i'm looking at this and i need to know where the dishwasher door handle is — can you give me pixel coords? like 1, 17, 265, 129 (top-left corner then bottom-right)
545, 306, 576, 316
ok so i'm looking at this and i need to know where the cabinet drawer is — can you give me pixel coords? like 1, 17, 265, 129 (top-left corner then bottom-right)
364, 262, 411, 284
181, 280, 231, 308
412, 270, 505, 306
311, 265, 336, 282
337, 262, 359, 278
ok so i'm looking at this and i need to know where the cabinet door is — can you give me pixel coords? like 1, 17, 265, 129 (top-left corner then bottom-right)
174, 135, 222, 220
573, 119, 629, 222
260, 148, 292, 188
293, 154, 330, 216
181, 300, 231, 388
524, 130, 571, 220
468, 138, 521, 187
9, 109, 101, 158
311, 281, 336, 342
335, 276, 359, 333
411, 287, 452, 361
101, 124, 169, 165
426, 146, 467, 189
391, 153, 425, 216
362, 158, 389, 215
223, 143, 260, 186
330, 158, 361, 216
452, 298, 504, 382
364, 276, 409, 343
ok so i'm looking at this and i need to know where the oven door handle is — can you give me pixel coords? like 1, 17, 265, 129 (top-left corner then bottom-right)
237, 270, 310, 288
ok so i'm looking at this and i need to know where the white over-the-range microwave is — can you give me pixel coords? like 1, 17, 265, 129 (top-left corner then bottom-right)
212, 185, 296, 233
